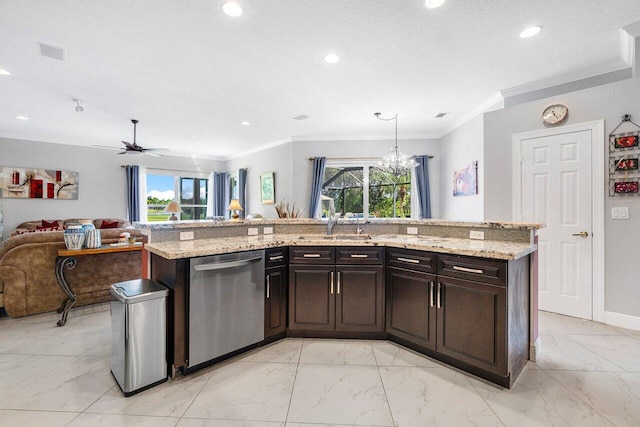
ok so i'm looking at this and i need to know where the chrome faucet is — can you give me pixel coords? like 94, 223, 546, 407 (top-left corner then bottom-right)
327, 200, 338, 235
355, 215, 364, 235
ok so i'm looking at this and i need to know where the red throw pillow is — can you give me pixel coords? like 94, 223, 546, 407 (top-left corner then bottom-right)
42, 219, 60, 228
35, 226, 63, 232
100, 220, 120, 229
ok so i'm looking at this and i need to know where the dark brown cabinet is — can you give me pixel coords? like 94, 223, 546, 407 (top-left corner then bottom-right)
265, 248, 288, 339
436, 275, 506, 376
385, 248, 529, 388
386, 266, 437, 350
289, 246, 384, 333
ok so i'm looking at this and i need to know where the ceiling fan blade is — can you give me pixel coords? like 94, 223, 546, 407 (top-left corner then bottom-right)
143, 148, 169, 152
143, 151, 164, 157
121, 141, 136, 150
92, 144, 124, 150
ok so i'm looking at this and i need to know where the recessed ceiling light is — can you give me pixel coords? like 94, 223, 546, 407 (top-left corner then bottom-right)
424, 0, 446, 8
324, 53, 340, 64
16, 116, 29, 120
0, 68, 11, 76
222, 2, 243, 17
241, 121, 251, 126
520, 25, 542, 38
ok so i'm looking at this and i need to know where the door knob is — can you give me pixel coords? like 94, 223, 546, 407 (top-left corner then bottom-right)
571, 231, 589, 238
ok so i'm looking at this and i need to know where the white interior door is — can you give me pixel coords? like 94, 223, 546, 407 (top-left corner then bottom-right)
521, 130, 593, 320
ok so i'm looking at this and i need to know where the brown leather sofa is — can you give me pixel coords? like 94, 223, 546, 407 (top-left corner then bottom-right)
0, 219, 145, 318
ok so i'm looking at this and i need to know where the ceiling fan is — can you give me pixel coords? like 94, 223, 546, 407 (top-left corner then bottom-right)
94, 119, 168, 157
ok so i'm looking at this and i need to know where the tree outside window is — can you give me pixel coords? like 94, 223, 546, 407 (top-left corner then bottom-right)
321, 164, 412, 219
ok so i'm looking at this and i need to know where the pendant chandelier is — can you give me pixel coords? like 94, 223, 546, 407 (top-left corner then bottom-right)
375, 112, 418, 176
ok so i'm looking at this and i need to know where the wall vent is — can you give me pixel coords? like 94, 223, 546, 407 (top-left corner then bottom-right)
435, 112, 448, 118
39, 43, 65, 61
293, 114, 310, 121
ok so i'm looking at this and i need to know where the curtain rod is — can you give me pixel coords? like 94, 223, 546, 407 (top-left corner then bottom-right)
308, 155, 433, 161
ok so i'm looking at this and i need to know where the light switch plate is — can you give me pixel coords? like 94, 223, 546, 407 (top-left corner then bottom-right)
469, 230, 485, 240
248, 228, 259, 236
407, 227, 418, 235
263, 227, 274, 235
180, 231, 194, 240
611, 207, 629, 219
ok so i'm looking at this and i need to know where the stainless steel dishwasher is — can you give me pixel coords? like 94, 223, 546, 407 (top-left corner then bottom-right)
188, 250, 265, 370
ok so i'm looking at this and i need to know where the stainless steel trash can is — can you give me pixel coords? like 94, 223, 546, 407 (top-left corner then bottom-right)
110, 279, 168, 396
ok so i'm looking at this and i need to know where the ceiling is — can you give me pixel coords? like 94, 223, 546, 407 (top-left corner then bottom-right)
1, 0, 639, 160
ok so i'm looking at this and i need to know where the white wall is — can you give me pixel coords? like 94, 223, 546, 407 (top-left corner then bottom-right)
290, 139, 442, 218
483, 76, 640, 318
0, 138, 223, 239
225, 143, 294, 219
438, 115, 484, 220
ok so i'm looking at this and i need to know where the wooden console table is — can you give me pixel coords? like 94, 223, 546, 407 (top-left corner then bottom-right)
55, 244, 143, 326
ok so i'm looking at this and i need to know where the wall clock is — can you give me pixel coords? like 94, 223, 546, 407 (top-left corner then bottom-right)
542, 104, 569, 125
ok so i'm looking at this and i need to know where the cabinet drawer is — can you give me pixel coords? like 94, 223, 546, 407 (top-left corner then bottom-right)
265, 248, 288, 268
289, 246, 335, 264
438, 254, 507, 286
386, 248, 436, 273
336, 247, 384, 265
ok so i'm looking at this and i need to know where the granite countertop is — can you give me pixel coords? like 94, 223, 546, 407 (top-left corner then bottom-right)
135, 218, 544, 230
144, 233, 536, 261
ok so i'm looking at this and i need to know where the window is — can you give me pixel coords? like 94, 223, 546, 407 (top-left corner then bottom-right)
146, 170, 210, 221
321, 163, 413, 219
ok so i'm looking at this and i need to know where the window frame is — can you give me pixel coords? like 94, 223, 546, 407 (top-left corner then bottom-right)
145, 168, 211, 221
321, 160, 417, 220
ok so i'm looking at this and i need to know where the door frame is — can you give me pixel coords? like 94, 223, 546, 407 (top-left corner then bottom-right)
511, 120, 605, 322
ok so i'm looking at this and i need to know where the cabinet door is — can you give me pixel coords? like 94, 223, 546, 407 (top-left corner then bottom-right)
335, 265, 384, 332
289, 265, 335, 330
265, 266, 287, 338
385, 266, 437, 350
436, 276, 506, 376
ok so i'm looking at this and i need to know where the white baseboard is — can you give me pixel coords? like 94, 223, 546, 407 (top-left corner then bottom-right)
604, 311, 640, 331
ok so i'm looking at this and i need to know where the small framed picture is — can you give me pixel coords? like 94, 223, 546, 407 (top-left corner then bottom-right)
453, 161, 478, 196
260, 172, 275, 204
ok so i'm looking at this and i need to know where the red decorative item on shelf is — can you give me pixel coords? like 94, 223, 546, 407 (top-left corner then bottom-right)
615, 135, 639, 148
614, 181, 639, 194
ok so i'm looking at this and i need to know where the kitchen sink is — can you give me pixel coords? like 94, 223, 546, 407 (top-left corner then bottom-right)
298, 234, 372, 241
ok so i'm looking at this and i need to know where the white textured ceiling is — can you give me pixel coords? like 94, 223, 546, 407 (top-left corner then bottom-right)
1, 0, 639, 159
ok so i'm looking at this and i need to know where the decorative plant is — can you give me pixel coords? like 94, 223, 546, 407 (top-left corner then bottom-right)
274, 199, 304, 218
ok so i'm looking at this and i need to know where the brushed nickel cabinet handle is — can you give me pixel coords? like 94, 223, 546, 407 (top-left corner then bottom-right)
452, 265, 484, 274
397, 257, 420, 264
330, 271, 334, 294
429, 281, 434, 308
350, 254, 368, 258
269, 255, 284, 261
337, 272, 341, 294
303, 253, 321, 258
436, 283, 442, 309
266, 275, 270, 299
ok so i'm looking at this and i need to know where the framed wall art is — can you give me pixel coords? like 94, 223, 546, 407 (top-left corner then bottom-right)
260, 172, 275, 204
453, 161, 478, 197
0, 166, 78, 199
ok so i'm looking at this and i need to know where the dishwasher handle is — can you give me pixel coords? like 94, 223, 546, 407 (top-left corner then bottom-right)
193, 257, 261, 271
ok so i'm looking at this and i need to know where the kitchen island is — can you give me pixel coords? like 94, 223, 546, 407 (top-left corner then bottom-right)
137, 219, 541, 388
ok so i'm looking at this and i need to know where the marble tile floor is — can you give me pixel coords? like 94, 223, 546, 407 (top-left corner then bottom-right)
1, 305, 640, 426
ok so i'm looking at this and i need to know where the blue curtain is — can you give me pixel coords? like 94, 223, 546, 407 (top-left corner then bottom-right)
309, 157, 326, 218
125, 165, 140, 222
213, 172, 229, 217
238, 168, 247, 219
415, 156, 432, 219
